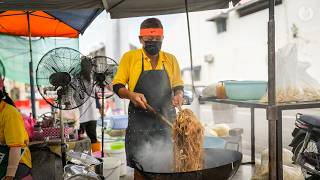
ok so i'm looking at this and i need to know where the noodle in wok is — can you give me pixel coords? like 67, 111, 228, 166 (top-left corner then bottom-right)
173, 109, 204, 172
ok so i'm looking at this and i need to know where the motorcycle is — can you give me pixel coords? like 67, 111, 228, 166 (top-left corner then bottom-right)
289, 113, 320, 178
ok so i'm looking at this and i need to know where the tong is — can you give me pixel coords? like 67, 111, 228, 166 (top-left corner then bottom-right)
145, 104, 173, 128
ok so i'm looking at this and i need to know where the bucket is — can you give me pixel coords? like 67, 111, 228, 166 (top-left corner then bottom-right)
102, 157, 121, 180
106, 147, 127, 176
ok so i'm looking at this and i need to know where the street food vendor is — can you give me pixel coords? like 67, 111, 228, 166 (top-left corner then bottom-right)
0, 78, 32, 179
112, 18, 184, 174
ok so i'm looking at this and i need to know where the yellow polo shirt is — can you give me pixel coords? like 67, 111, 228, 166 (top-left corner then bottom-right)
0, 101, 32, 168
112, 49, 184, 91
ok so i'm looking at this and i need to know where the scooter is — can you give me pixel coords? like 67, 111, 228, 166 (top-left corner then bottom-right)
289, 113, 320, 178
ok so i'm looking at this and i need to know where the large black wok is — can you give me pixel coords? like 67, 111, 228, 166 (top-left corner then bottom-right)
134, 148, 242, 180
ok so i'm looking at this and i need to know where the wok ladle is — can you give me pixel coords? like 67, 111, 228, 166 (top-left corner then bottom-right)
145, 104, 173, 128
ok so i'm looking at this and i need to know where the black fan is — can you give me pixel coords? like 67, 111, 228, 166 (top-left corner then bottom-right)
91, 56, 118, 99
90, 56, 118, 157
36, 47, 93, 110
36, 47, 93, 166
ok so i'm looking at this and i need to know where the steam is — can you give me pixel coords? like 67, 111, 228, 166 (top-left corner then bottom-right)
136, 136, 174, 173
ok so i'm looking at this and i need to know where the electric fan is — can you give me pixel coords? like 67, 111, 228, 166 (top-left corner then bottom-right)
36, 47, 93, 166
91, 56, 118, 157
91, 56, 118, 99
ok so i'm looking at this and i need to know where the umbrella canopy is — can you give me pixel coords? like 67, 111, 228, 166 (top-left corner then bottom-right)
0, 0, 239, 19
0, 9, 102, 38
105, 0, 240, 18
0, 0, 103, 10
0, 3, 103, 121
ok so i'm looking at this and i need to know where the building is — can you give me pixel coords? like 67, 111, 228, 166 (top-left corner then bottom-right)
80, 0, 320, 88
182, 0, 320, 86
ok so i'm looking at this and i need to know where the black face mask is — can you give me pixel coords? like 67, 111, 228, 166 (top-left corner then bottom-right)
143, 41, 162, 56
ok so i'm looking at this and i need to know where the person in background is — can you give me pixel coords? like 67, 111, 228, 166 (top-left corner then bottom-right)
0, 77, 32, 180
112, 18, 184, 178
78, 57, 101, 152
9, 85, 20, 102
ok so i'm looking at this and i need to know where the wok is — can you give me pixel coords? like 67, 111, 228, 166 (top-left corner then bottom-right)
134, 148, 242, 180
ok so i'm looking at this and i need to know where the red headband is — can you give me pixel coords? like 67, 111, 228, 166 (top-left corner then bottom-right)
140, 28, 163, 36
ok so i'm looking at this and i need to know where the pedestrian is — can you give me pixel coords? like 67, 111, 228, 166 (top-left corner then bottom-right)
78, 57, 101, 153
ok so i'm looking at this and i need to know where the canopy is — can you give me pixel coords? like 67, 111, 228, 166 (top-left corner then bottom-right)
0, 2, 103, 120
0, 0, 240, 19
105, 0, 240, 19
0, 0, 103, 10
0, 10, 102, 38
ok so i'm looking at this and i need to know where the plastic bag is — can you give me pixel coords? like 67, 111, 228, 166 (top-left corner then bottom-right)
212, 124, 230, 137
252, 164, 304, 180
21, 113, 35, 139
260, 148, 293, 167
211, 103, 237, 124
202, 83, 217, 97
261, 43, 320, 102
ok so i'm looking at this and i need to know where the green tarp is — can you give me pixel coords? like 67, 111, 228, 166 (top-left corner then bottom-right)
0, 35, 79, 83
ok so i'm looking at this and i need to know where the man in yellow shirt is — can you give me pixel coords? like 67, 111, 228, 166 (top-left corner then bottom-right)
0, 78, 32, 180
112, 18, 184, 172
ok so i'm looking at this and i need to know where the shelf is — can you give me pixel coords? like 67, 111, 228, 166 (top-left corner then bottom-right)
199, 97, 320, 110
199, 97, 267, 108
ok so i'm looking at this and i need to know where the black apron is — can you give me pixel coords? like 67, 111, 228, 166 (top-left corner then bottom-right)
125, 53, 176, 168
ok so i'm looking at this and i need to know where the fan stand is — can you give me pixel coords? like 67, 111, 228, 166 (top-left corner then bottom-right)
95, 73, 106, 158
57, 88, 67, 167
99, 83, 106, 158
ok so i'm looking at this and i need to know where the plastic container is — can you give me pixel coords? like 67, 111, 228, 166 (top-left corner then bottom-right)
105, 147, 127, 176
223, 80, 267, 100
110, 141, 125, 150
102, 157, 121, 180
216, 82, 227, 99
203, 136, 226, 149
100, 115, 128, 130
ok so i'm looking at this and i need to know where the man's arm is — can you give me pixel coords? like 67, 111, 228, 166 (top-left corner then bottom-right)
172, 88, 184, 108
171, 55, 184, 108
113, 85, 147, 109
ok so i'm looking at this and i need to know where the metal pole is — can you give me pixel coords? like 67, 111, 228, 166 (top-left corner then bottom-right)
184, 0, 196, 93
277, 110, 283, 179
58, 97, 67, 167
27, 12, 37, 120
267, 0, 280, 179
101, 86, 105, 158
250, 108, 255, 163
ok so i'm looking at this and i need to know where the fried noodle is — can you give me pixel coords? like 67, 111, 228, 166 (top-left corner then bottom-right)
173, 109, 204, 172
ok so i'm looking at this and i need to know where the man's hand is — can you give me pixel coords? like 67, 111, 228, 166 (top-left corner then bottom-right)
4, 176, 13, 180
129, 92, 147, 109
172, 91, 184, 108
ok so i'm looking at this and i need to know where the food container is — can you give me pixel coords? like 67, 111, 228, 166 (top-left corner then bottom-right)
42, 127, 73, 139
101, 115, 128, 130
216, 82, 227, 99
223, 80, 267, 100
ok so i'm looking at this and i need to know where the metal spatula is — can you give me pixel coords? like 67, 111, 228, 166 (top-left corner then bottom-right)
145, 104, 173, 128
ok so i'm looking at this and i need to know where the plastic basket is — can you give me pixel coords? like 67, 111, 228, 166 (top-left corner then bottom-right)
102, 115, 128, 130
223, 80, 267, 100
